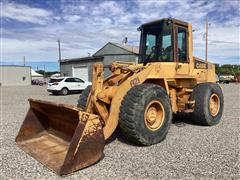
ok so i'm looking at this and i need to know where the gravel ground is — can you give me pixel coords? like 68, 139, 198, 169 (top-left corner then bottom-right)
0, 84, 239, 179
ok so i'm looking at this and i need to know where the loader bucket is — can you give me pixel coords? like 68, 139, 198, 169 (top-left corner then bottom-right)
15, 99, 105, 175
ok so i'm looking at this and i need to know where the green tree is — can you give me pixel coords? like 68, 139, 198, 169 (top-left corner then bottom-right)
36, 70, 60, 78
215, 64, 240, 76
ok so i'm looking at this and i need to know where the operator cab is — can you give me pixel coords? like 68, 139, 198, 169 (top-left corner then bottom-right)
138, 18, 189, 63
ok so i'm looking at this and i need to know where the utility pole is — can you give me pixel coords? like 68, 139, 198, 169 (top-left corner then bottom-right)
23, 56, 26, 66
205, 17, 208, 63
58, 39, 62, 75
57, 39, 61, 62
43, 64, 46, 78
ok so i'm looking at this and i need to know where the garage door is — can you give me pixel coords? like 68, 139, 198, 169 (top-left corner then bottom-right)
73, 66, 88, 81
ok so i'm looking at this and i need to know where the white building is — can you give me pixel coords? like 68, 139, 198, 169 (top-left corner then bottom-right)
0, 65, 31, 86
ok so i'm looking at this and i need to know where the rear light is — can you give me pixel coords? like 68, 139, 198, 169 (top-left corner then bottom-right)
52, 82, 59, 85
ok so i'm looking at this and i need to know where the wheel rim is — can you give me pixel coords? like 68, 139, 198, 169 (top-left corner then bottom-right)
209, 93, 220, 116
63, 89, 67, 95
144, 100, 165, 131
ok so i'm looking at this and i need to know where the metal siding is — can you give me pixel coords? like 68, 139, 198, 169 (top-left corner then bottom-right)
88, 63, 93, 82
60, 59, 102, 82
60, 63, 73, 77
73, 66, 88, 81
0, 66, 31, 86
103, 55, 138, 77
103, 55, 137, 65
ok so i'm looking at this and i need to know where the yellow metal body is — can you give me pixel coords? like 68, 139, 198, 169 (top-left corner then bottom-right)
86, 22, 215, 139
90, 62, 215, 139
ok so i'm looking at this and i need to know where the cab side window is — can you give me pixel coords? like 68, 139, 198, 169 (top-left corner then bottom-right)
145, 34, 157, 60
159, 24, 173, 62
161, 34, 172, 61
177, 27, 187, 62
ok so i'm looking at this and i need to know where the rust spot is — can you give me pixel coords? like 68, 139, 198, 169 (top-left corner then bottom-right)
80, 113, 90, 122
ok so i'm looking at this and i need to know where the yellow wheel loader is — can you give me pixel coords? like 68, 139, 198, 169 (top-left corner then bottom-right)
16, 18, 224, 175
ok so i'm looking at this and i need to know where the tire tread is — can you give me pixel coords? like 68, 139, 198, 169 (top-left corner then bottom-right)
119, 83, 172, 145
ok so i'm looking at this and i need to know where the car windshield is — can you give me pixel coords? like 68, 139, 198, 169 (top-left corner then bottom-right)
49, 78, 64, 83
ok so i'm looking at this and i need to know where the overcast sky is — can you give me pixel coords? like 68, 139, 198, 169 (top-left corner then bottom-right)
1, 0, 240, 64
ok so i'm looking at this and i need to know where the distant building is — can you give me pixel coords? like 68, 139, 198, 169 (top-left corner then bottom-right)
60, 42, 139, 82
31, 69, 44, 81
0, 65, 31, 86
60, 56, 103, 82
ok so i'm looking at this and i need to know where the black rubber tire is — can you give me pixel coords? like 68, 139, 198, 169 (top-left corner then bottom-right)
190, 82, 224, 126
119, 83, 172, 146
61, 87, 69, 96
52, 92, 58, 95
77, 85, 92, 110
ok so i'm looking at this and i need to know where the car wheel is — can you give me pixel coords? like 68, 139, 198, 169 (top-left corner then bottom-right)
52, 92, 58, 95
61, 88, 68, 95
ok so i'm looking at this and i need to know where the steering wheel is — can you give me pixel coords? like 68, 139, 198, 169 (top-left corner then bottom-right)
159, 47, 167, 60
146, 46, 156, 61
159, 47, 165, 55
160, 46, 172, 61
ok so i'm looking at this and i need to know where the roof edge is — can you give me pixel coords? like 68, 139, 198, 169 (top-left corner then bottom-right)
110, 42, 139, 55
139, 18, 189, 29
0, 65, 31, 68
93, 42, 139, 56
60, 56, 104, 63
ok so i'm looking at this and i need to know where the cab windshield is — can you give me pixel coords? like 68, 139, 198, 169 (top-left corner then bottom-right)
139, 21, 173, 63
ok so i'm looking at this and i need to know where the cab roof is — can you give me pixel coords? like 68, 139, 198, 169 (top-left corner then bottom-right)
139, 18, 189, 29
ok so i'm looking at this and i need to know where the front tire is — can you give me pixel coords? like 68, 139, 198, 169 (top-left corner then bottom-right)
61, 88, 69, 96
119, 83, 172, 146
191, 83, 224, 126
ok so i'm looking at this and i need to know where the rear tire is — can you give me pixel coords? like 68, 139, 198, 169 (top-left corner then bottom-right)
191, 83, 224, 125
119, 83, 172, 146
77, 85, 92, 110
61, 88, 69, 96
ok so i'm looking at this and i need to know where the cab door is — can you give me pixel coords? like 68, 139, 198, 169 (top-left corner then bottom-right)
174, 25, 189, 75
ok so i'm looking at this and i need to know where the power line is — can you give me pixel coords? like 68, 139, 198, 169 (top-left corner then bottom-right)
208, 40, 239, 44
202, 35, 239, 44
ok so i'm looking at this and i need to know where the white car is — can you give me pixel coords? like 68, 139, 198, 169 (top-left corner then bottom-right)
47, 77, 92, 95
